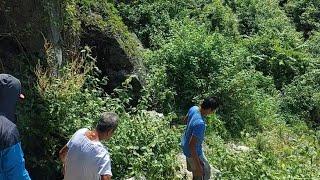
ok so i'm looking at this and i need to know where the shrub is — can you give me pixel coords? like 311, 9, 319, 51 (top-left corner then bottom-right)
206, 119, 320, 179
305, 31, 320, 61
234, 0, 297, 36
242, 32, 310, 89
284, 0, 320, 38
281, 69, 320, 126
146, 21, 236, 111
17, 47, 115, 179
216, 70, 280, 137
108, 111, 180, 179
115, 0, 239, 48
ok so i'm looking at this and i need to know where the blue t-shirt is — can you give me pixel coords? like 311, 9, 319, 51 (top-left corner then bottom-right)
181, 106, 206, 157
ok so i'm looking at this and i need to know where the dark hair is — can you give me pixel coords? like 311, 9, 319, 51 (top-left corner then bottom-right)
201, 96, 220, 110
96, 112, 119, 133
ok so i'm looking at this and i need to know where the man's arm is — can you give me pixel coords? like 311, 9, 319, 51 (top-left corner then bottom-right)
59, 144, 68, 163
101, 175, 112, 180
182, 115, 188, 124
59, 144, 69, 175
189, 135, 203, 177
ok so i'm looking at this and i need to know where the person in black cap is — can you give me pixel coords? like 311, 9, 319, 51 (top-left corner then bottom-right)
0, 74, 31, 179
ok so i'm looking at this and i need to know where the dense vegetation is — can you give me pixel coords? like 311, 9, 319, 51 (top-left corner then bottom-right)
4, 0, 320, 179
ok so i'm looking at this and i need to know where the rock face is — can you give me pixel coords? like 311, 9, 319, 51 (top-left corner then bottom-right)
79, 6, 146, 103
0, 0, 62, 55
0, 0, 46, 54
0, 0, 145, 98
81, 25, 143, 93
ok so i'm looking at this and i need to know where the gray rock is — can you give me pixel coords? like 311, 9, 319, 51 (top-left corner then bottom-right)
126, 176, 146, 180
228, 143, 251, 153
176, 153, 193, 180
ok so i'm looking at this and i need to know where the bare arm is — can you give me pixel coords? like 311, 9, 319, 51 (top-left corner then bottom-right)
101, 175, 112, 180
182, 115, 188, 124
59, 144, 68, 175
189, 135, 203, 177
59, 144, 68, 163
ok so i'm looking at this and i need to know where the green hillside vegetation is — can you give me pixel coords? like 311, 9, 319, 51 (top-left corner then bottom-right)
5, 0, 320, 179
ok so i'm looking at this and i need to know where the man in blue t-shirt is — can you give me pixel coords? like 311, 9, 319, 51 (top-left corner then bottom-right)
181, 96, 219, 180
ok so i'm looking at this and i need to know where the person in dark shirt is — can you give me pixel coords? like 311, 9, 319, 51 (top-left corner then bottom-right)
0, 74, 31, 179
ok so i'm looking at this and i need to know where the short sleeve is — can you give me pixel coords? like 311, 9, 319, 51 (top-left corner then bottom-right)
192, 123, 205, 142
66, 135, 73, 148
187, 107, 192, 117
97, 149, 112, 176
66, 128, 87, 148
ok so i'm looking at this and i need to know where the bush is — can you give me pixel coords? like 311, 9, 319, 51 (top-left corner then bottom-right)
18, 48, 116, 179
305, 31, 320, 60
108, 111, 180, 179
284, 0, 320, 37
206, 120, 320, 179
115, 0, 239, 48
216, 70, 280, 137
234, 0, 297, 36
146, 21, 236, 111
242, 32, 310, 89
281, 70, 320, 126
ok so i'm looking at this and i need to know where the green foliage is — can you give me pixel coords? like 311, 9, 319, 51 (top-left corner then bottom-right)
281, 70, 320, 126
206, 122, 320, 179
115, 0, 239, 48
17, 46, 179, 179
217, 70, 280, 137
147, 22, 233, 110
63, 0, 81, 49
18, 48, 115, 179
243, 32, 309, 89
234, 0, 297, 36
9, 0, 320, 179
108, 111, 180, 179
140, 51, 176, 113
284, 0, 320, 37
305, 31, 320, 60
198, 0, 239, 37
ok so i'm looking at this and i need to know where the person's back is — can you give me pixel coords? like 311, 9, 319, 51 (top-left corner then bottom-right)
181, 106, 205, 157
0, 74, 30, 180
0, 116, 20, 150
64, 128, 111, 180
60, 112, 118, 180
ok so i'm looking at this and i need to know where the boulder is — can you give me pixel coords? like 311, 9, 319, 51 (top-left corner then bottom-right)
176, 153, 193, 180
0, 0, 62, 60
79, 5, 146, 103
228, 143, 251, 153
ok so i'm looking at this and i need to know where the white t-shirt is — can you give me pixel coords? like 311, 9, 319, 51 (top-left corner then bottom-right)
64, 128, 112, 180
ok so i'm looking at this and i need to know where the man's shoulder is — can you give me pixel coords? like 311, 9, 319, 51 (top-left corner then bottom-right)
95, 144, 109, 154
189, 106, 199, 112
72, 128, 89, 138
0, 115, 18, 133
0, 115, 20, 150
187, 106, 199, 116
76, 128, 89, 134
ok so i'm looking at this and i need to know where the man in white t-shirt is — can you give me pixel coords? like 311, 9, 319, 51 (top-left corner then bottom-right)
59, 112, 119, 180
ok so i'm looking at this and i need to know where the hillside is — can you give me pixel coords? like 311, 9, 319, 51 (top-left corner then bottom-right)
0, 0, 319, 179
